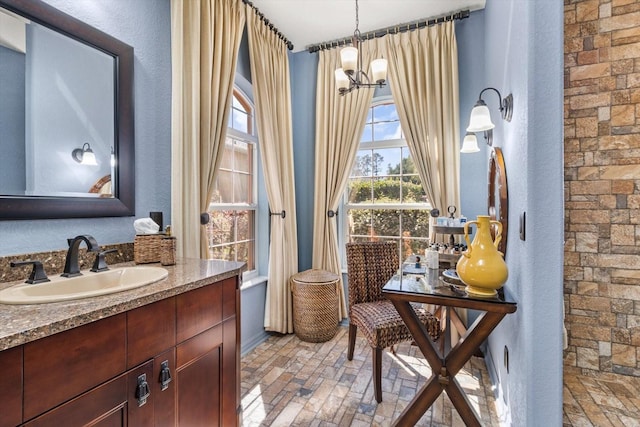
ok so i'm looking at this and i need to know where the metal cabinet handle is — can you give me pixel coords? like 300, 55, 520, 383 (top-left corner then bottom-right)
135, 373, 150, 407
159, 360, 172, 391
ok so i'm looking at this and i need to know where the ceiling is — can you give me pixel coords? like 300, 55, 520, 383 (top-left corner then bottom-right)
250, 0, 486, 52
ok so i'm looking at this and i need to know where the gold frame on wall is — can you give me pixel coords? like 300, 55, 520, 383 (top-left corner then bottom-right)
488, 147, 508, 256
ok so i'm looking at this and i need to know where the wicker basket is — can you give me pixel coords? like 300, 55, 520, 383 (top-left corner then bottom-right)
161, 237, 176, 266
134, 234, 164, 264
291, 269, 340, 343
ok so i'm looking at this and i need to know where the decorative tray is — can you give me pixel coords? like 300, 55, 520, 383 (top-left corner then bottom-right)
441, 269, 464, 289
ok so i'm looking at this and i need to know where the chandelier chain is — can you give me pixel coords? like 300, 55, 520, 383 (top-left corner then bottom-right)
355, 0, 359, 32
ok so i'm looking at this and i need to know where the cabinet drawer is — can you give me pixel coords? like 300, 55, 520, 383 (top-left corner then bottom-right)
176, 283, 222, 343
23, 314, 127, 420
127, 297, 176, 368
0, 346, 22, 427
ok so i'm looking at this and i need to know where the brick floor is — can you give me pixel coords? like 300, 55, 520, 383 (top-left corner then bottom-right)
240, 326, 499, 426
241, 326, 640, 426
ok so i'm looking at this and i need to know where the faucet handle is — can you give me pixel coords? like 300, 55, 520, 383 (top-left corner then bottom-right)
10, 260, 51, 284
91, 249, 117, 272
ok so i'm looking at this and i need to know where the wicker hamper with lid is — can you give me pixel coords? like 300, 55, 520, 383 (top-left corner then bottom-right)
290, 269, 340, 343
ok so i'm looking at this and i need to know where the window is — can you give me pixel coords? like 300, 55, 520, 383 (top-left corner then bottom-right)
344, 101, 431, 261
205, 89, 257, 271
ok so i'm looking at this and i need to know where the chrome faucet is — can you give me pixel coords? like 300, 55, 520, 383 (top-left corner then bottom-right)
62, 235, 101, 277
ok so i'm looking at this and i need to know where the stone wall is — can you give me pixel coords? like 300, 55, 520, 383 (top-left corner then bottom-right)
564, 0, 640, 376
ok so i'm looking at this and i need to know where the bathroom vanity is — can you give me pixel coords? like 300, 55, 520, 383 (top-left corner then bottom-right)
0, 258, 244, 427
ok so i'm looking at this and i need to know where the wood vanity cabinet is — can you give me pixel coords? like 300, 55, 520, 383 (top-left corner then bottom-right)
0, 274, 240, 427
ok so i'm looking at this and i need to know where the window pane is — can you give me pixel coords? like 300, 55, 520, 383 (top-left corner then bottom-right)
233, 172, 250, 204
352, 150, 375, 177
360, 123, 373, 143
348, 178, 372, 204
373, 103, 398, 122
348, 209, 372, 237
236, 241, 255, 270
213, 170, 233, 203
371, 209, 400, 238
374, 121, 402, 141
208, 210, 236, 245
375, 148, 400, 176
220, 139, 233, 170
210, 243, 235, 263
236, 210, 254, 242
402, 175, 426, 203
401, 209, 430, 239
232, 109, 249, 133
373, 176, 400, 203
234, 140, 251, 173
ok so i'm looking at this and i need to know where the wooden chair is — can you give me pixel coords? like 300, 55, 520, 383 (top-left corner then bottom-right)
346, 241, 441, 403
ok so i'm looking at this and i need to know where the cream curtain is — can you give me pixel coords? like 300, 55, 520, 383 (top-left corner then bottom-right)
312, 40, 384, 319
384, 21, 460, 217
246, 6, 299, 334
385, 22, 464, 341
170, 0, 245, 258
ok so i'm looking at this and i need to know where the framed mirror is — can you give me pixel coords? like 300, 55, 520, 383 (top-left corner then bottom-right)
0, 0, 134, 219
488, 147, 508, 256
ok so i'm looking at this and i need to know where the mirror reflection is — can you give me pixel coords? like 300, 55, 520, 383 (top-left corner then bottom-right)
0, 6, 115, 198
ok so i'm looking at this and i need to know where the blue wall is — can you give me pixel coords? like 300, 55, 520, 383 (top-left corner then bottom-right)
482, 0, 564, 425
0, 0, 171, 256
290, 51, 318, 272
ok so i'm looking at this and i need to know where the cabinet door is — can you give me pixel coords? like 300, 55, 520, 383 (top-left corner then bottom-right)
176, 325, 223, 426
0, 346, 22, 427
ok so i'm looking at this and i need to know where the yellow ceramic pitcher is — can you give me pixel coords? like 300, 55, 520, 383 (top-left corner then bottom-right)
456, 215, 508, 296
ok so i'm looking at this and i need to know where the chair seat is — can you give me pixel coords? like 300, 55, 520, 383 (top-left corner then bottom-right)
350, 300, 440, 349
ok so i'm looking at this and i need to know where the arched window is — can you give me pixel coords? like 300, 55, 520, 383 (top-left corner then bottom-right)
344, 100, 432, 261
205, 88, 257, 271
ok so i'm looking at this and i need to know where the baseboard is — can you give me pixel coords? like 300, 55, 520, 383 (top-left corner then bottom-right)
241, 330, 270, 357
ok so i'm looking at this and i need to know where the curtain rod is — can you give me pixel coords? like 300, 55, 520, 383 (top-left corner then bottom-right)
242, 0, 294, 51
307, 9, 470, 53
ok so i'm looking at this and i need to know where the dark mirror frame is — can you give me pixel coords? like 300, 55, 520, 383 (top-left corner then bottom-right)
0, 0, 134, 220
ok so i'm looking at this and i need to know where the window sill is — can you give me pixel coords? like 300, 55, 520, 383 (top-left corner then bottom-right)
241, 275, 268, 290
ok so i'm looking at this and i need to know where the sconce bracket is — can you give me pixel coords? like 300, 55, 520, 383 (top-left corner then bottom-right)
484, 129, 494, 146
502, 94, 513, 122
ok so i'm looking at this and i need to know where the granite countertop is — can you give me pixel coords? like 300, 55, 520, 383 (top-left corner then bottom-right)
0, 257, 245, 351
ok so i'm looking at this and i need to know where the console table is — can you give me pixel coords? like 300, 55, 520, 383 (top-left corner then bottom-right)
382, 274, 517, 426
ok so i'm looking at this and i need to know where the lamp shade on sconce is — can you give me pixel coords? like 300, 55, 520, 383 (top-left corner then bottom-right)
460, 132, 480, 153
467, 100, 495, 132
72, 142, 98, 165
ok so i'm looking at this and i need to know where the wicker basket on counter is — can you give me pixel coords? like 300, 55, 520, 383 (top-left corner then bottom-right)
161, 237, 176, 266
134, 234, 164, 264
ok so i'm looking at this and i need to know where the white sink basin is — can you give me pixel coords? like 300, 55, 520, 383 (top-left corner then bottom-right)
0, 266, 168, 304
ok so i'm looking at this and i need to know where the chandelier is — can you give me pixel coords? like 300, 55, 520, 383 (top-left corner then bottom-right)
334, 0, 388, 95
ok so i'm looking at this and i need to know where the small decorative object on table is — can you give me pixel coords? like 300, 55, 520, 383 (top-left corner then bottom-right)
456, 215, 508, 296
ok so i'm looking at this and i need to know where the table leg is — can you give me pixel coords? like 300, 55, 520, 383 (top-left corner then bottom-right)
390, 300, 507, 426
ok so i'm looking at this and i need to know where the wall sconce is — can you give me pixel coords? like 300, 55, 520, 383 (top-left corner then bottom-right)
463, 87, 513, 150
72, 142, 98, 165
460, 132, 480, 153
